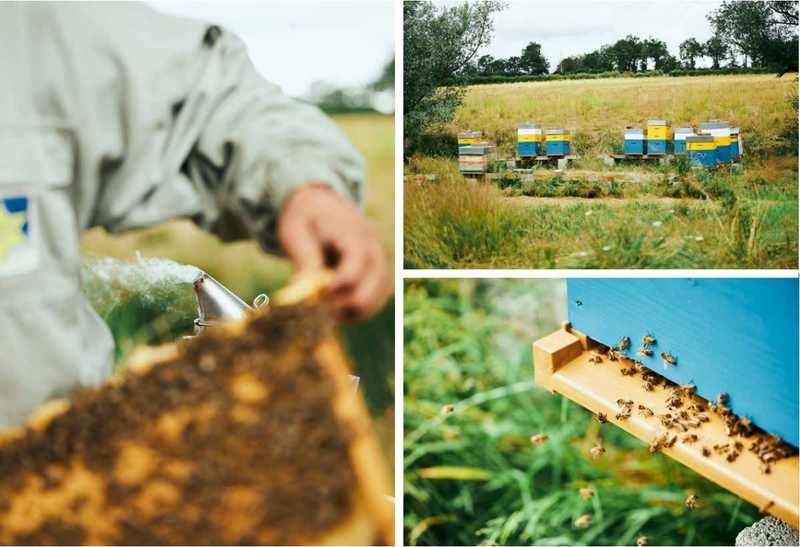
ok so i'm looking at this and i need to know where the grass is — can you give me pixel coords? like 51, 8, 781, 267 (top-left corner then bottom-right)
403, 279, 762, 546
79, 112, 395, 422
404, 75, 798, 269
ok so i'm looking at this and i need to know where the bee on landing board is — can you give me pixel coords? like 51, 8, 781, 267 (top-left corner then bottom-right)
620, 337, 630, 351
596, 412, 608, 425
661, 352, 677, 365
639, 347, 653, 357
642, 334, 656, 346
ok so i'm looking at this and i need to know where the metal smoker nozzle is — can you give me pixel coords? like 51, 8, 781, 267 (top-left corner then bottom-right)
192, 272, 256, 334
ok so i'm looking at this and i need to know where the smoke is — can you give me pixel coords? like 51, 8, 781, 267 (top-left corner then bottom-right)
83, 251, 200, 318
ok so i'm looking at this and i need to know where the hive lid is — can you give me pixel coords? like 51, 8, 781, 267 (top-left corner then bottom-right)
546, 128, 570, 135
674, 127, 696, 133
731, 127, 740, 135
457, 131, 482, 138
701, 121, 731, 130
647, 120, 671, 126
625, 127, 644, 135
459, 145, 494, 155
517, 123, 541, 129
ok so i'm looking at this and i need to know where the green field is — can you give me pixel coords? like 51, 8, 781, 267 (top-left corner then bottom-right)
404, 75, 798, 269
403, 279, 762, 546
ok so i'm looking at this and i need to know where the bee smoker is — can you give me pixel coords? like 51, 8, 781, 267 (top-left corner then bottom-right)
190, 271, 269, 336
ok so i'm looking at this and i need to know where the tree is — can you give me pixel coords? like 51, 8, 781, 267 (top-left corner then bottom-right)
612, 35, 643, 71
707, 1, 799, 71
403, 1, 506, 144
583, 45, 616, 73
477, 54, 496, 73
679, 37, 704, 69
644, 37, 670, 70
703, 36, 728, 68
519, 42, 550, 75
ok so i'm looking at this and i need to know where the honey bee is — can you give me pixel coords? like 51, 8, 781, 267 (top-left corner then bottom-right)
733, 441, 743, 452
685, 419, 701, 428
659, 413, 673, 427
597, 412, 608, 425
639, 347, 653, 357
718, 393, 728, 405
681, 434, 698, 444
689, 403, 704, 413
530, 434, 548, 445
638, 405, 654, 417
650, 432, 668, 453
642, 382, 654, 392
442, 405, 455, 415
574, 514, 592, 528
760, 462, 771, 474
664, 434, 678, 448
719, 406, 731, 417
661, 352, 677, 365
681, 384, 696, 396
708, 402, 718, 413
590, 441, 606, 460
686, 493, 699, 509
739, 417, 755, 437
701, 446, 711, 457
617, 398, 633, 407
579, 488, 594, 500
634, 361, 647, 372
642, 334, 656, 345
620, 367, 637, 376
759, 500, 775, 513
616, 410, 631, 421
620, 337, 630, 351
673, 421, 688, 432
713, 443, 730, 454
726, 451, 740, 463
637, 537, 649, 547
677, 410, 689, 420
588, 355, 602, 364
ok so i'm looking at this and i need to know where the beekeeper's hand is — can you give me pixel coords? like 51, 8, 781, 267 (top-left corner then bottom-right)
277, 184, 390, 321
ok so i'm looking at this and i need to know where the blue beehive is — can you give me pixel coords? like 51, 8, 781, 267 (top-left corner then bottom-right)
701, 121, 731, 164
673, 127, 695, 155
646, 120, 672, 154
624, 127, 646, 155
686, 135, 716, 168
545, 129, 570, 156
517, 124, 542, 156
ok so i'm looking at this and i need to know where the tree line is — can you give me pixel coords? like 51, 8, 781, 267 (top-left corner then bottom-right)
458, 2, 798, 78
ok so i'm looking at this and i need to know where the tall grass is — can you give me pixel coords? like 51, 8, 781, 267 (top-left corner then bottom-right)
403, 279, 761, 546
404, 75, 798, 269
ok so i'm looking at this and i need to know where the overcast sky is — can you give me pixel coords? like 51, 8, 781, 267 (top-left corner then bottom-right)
147, 1, 394, 97
470, 1, 725, 70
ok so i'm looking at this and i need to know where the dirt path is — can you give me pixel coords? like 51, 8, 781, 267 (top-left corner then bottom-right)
501, 196, 714, 208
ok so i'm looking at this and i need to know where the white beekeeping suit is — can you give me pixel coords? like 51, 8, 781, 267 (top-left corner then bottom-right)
0, 2, 365, 426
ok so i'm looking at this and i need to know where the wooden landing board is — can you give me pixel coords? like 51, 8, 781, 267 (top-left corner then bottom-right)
533, 323, 799, 527
566, 279, 798, 447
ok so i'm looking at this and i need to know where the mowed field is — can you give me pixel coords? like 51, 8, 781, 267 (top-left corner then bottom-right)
404, 75, 798, 269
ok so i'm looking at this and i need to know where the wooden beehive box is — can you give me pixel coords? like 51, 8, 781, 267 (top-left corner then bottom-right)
0, 303, 393, 545
534, 279, 799, 526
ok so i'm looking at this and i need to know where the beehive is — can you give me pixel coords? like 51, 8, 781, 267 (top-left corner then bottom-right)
686, 134, 716, 168
701, 121, 732, 164
673, 127, 695, 155
623, 127, 646, 155
545, 129, 570, 156
457, 131, 482, 151
646, 120, 672, 154
458, 144, 493, 174
0, 304, 394, 546
517, 124, 542, 156
731, 127, 741, 159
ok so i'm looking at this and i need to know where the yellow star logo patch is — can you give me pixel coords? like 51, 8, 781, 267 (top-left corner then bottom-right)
0, 206, 27, 261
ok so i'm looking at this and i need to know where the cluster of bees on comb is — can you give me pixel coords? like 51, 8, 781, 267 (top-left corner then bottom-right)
589, 333, 798, 475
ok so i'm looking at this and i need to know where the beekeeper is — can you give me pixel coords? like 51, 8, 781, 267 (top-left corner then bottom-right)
0, 2, 390, 426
